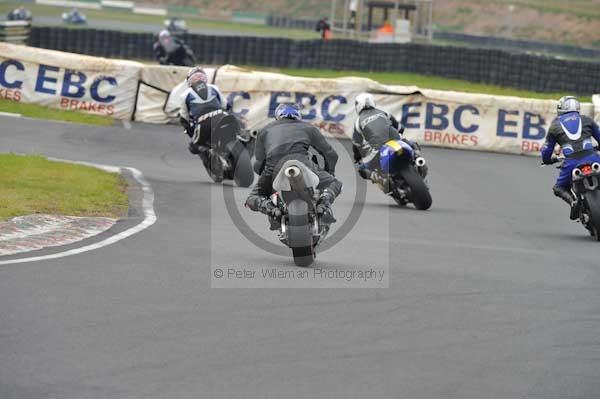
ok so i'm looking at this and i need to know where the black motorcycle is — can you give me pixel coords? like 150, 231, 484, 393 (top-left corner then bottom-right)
547, 155, 600, 240
270, 160, 331, 267
157, 38, 195, 67
199, 113, 255, 187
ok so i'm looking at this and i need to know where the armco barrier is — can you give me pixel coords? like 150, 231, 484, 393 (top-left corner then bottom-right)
0, 21, 31, 44
25, 27, 600, 94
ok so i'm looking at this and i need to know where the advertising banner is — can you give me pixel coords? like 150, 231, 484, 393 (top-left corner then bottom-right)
0, 43, 142, 120
1, 45, 597, 157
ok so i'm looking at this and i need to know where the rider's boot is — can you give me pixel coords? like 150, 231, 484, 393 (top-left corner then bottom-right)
316, 189, 336, 224
207, 149, 224, 180
268, 215, 282, 231
194, 144, 211, 168
371, 171, 392, 194
553, 185, 579, 220
257, 197, 282, 231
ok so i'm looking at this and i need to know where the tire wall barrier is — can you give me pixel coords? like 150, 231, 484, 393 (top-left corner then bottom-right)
1, 42, 599, 157
26, 27, 600, 95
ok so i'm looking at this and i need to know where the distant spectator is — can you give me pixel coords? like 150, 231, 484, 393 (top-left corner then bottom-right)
349, 0, 358, 29
316, 17, 331, 40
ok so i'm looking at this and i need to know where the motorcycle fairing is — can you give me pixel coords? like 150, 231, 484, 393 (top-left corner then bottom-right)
379, 140, 414, 173
272, 160, 319, 192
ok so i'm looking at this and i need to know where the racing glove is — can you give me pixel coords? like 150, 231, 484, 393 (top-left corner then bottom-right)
258, 198, 282, 217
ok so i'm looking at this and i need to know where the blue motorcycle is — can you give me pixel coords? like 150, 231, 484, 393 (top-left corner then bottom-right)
548, 154, 600, 241
62, 10, 87, 25
376, 140, 432, 210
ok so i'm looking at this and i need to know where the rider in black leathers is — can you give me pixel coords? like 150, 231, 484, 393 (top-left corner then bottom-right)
352, 93, 425, 191
245, 104, 342, 229
153, 30, 195, 66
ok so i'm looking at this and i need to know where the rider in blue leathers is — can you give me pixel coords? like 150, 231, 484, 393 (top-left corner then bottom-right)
541, 96, 600, 220
179, 67, 227, 168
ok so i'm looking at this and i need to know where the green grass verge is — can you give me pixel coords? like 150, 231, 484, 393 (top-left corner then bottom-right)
0, 99, 114, 126
0, 2, 318, 39
273, 67, 594, 102
0, 154, 128, 221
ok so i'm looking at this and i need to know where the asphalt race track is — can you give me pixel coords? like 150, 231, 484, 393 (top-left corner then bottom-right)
1, 116, 600, 399
35, 16, 270, 37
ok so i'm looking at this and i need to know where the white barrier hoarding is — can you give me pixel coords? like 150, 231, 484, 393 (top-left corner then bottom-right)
1, 45, 597, 157
155, 65, 587, 156
0, 43, 142, 120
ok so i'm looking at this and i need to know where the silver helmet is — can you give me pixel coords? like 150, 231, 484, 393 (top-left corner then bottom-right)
557, 96, 580, 115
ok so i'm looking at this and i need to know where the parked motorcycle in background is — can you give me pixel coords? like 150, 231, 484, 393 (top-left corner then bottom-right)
367, 140, 432, 210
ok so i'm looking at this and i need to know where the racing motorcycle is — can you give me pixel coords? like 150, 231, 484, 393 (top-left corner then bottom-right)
547, 155, 600, 241
369, 140, 432, 210
158, 37, 195, 67
198, 112, 255, 187
7, 7, 32, 22
62, 10, 87, 25
270, 160, 331, 267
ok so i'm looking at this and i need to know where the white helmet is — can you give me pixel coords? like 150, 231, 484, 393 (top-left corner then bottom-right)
355, 93, 376, 114
557, 96, 580, 115
158, 29, 171, 40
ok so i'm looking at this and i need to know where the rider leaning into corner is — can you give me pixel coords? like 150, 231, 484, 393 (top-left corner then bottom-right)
245, 103, 343, 230
541, 96, 600, 220
153, 29, 194, 66
352, 93, 426, 192
179, 66, 227, 169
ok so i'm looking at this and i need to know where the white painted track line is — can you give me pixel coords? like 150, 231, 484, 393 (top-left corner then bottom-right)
0, 166, 157, 265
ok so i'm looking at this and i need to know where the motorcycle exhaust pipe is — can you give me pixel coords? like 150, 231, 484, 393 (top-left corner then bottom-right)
249, 130, 259, 139
415, 157, 426, 167
285, 166, 306, 191
285, 166, 301, 178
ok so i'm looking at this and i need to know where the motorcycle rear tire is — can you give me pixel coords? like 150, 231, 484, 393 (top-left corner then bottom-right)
584, 190, 600, 241
398, 165, 432, 210
287, 200, 315, 267
227, 142, 254, 188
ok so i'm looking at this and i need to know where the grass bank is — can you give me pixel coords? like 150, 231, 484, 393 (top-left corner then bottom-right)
0, 154, 128, 221
0, 99, 114, 126
274, 67, 594, 102
0, 2, 317, 39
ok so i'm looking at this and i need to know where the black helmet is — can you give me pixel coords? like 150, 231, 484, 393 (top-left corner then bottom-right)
186, 67, 209, 99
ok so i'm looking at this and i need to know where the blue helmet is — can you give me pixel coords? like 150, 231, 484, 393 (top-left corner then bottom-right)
275, 103, 301, 121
